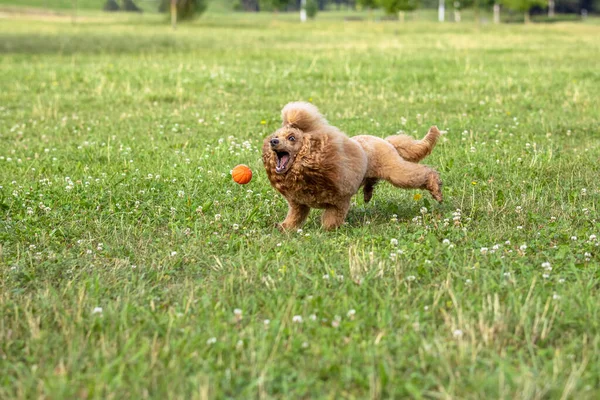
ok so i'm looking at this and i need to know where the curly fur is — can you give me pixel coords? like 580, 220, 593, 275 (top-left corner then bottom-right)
262, 102, 443, 230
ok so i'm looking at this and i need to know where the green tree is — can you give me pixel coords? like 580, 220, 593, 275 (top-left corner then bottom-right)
357, 0, 378, 19
159, 0, 208, 21
104, 0, 142, 12
103, 0, 120, 11
502, 0, 545, 22
380, 0, 418, 21
357, 0, 379, 10
306, 0, 318, 18
122, 0, 142, 12
259, 0, 290, 11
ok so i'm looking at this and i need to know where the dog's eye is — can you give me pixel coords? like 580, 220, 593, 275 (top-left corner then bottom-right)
288, 136, 295, 142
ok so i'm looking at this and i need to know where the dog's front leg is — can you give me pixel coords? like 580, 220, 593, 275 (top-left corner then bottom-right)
321, 201, 350, 231
279, 201, 310, 231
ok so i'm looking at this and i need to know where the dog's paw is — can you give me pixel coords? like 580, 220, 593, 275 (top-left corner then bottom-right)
275, 222, 296, 233
427, 173, 443, 203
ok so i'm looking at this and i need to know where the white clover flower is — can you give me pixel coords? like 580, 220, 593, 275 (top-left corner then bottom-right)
581, 188, 587, 196
215, 214, 221, 221
390, 238, 398, 246
233, 308, 242, 316
571, 236, 577, 241
92, 307, 103, 314
297, 229, 303, 234
443, 239, 451, 245
302, 342, 309, 348
406, 275, 416, 281
542, 273, 550, 279
263, 319, 270, 326
390, 253, 397, 260
232, 224, 239, 230
206, 337, 217, 345
292, 315, 303, 323
337, 275, 344, 281
420, 207, 428, 214
465, 279, 472, 285
589, 235, 596, 241
492, 244, 500, 250
309, 314, 317, 321
517, 226, 523, 230
503, 272, 511, 277
520, 244, 527, 251
322, 274, 330, 280
170, 251, 177, 257
552, 293, 561, 300
505, 240, 511, 245
331, 315, 341, 328
480, 247, 489, 255
558, 278, 565, 284
453, 329, 464, 338
541, 262, 552, 271
515, 206, 522, 213
347, 309, 356, 318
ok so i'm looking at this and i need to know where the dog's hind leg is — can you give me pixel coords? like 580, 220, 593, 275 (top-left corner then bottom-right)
363, 178, 378, 203
379, 159, 443, 203
322, 201, 350, 230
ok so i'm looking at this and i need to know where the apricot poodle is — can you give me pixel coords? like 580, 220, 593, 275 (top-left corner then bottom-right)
262, 102, 443, 230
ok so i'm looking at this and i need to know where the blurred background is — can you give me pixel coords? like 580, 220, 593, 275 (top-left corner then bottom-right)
0, 0, 597, 24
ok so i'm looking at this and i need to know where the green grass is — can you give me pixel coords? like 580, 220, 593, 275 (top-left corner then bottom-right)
1, 11, 600, 399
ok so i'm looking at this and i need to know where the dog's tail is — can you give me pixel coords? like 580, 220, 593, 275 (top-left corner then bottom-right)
385, 126, 441, 163
281, 102, 327, 131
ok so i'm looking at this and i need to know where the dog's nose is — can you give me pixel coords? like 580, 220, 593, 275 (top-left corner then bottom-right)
270, 138, 280, 147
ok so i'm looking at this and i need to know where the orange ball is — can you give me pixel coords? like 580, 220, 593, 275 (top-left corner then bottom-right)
232, 164, 252, 185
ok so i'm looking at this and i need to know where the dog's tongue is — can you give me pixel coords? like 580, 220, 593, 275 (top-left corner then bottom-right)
279, 154, 290, 168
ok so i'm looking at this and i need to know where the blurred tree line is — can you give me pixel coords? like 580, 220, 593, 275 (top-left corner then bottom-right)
104, 0, 598, 20
230, 0, 597, 13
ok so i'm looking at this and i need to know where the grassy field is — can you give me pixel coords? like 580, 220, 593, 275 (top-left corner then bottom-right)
1, 10, 600, 399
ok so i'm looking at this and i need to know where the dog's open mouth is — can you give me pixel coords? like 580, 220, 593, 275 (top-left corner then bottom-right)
275, 151, 291, 173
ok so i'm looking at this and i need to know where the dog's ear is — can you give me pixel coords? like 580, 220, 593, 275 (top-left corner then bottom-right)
282, 102, 327, 132
296, 131, 328, 163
